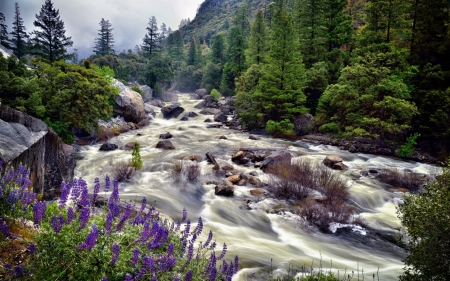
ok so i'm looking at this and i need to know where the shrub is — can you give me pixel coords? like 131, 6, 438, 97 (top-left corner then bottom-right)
397, 132, 420, 157
265, 119, 295, 136
112, 160, 136, 182
210, 88, 221, 102
318, 122, 340, 134
377, 168, 424, 190
266, 158, 310, 200
130, 142, 143, 170
131, 85, 144, 96
172, 160, 201, 182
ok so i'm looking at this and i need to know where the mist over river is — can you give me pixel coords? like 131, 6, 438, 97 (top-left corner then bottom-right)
74, 94, 437, 280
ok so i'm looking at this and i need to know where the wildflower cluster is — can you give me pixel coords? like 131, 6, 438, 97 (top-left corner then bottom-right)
23, 176, 239, 281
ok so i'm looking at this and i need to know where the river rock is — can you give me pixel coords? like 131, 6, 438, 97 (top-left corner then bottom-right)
99, 143, 118, 151
206, 152, 219, 167
332, 162, 348, 170
113, 80, 147, 124
323, 155, 344, 169
249, 176, 264, 187
204, 118, 213, 122
162, 104, 185, 119
232, 150, 250, 165
250, 188, 265, 196
215, 180, 234, 196
214, 112, 227, 122
156, 140, 175, 150
260, 150, 292, 172
194, 100, 206, 109
228, 174, 241, 184
190, 93, 201, 99
137, 118, 149, 127
195, 88, 208, 98
221, 163, 234, 171
123, 142, 135, 151
0, 105, 75, 200
144, 103, 156, 117
140, 85, 153, 102
249, 135, 260, 140
161, 92, 178, 102
149, 99, 165, 108
159, 132, 173, 139
218, 135, 228, 140
293, 114, 315, 136
200, 108, 221, 115
180, 115, 189, 121
206, 123, 222, 128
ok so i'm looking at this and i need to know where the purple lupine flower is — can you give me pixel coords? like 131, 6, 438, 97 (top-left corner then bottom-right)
104, 175, 111, 192
210, 241, 217, 251
115, 203, 132, 231
174, 220, 181, 232
167, 243, 174, 256
139, 197, 147, 213
165, 255, 176, 271
5, 168, 14, 182
226, 262, 234, 281
218, 243, 227, 260
76, 224, 99, 251
27, 243, 36, 254
105, 212, 114, 234
102, 278, 108, 281
109, 180, 119, 204
21, 190, 36, 207
66, 207, 75, 224
108, 202, 121, 219
139, 221, 153, 243
124, 274, 133, 281
148, 226, 169, 249
70, 179, 81, 201
190, 234, 197, 244
142, 255, 155, 273
193, 217, 203, 236
183, 220, 191, 238
14, 264, 26, 278
77, 208, 91, 231
78, 186, 90, 208
205, 253, 216, 276
111, 243, 120, 265
208, 267, 217, 281
152, 276, 158, 281
174, 277, 180, 281
0, 218, 15, 239
59, 182, 71, 208
185, 243, 194, 264
234, 255, 239, 273
33, 201, 46, 226
185, 270, 192, 281
222, 260, 228, 274
203, 230, 213, 249
92, 177, 100, 205
180, 238, 187, 254
50, 214, 64, 233
131, 247, 140, 266
181, 208, 187, 222
7, 190, 19, 204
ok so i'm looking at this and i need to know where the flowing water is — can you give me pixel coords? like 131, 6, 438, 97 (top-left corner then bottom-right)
74, 94, 438, 280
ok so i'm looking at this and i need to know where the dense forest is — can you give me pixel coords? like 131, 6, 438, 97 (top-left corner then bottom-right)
1, 0, 450, 155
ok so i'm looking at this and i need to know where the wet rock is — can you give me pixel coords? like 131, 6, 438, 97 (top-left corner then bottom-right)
156, 140, 175, 150
249, 135, 260, 140
113, 80, 147, 124
162, 104, 185, 119
260, 150, 292, 172
214, 112, 227, 123
218, 135, 228, 140
149, 99, 165, 108
349, 145, 357, 153
249, 176, 264, 187
206, 123, 222, 128
232, 151, 250, 165
195, 88, 208, 98
190, 93, 201, 99
323, 155, 343, 168
200, 108, 221, 115
144, 103, 156, 117
140, 85, 153, 102
237, 179, 247, 186
332, 162, 348, 170
215, 180, 234, 196
137, 118, 149, 127
189, 155, 199, 161
186, 111, 198, 118
180, 115, 189, 121
159, 132, 173, 139
250, 188, 265, 196
194, 100, 206, 109
254, 162, 262, 168
161, 92, 178, 103
293, 114, 315, 136
228, 174, 241, 184
206, 152, 219, 167
249, 171, 258, 176
221, 163, 234, 171
123, 142, 136, 151
99, 143, 118, 151
204, 118, 213, 122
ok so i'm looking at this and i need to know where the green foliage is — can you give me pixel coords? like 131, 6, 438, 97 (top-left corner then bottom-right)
131, 142, 143, 169
265, 119, 295, 136
175, 65, 203, 92
202, 62, 222, 92
246, 9, 268, 65
141, 53, 173, 96
211, 33, 226, 64
397, 161, 450, 280
44, 119, 74, 144
131, 85, 144, 96
220, 26, 246, 96
397, 133, 420, 157
210, 88, 221, 101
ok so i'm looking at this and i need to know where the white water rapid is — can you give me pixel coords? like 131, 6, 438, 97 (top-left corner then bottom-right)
74, 94, 437, 281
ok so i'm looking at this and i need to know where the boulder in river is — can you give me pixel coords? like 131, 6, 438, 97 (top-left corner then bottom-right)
200, 108, 221, 115
123, 142, 136, 151
195, 88, 208, 98
144, 103, 156, 117
113, 80, 147, 124
293, 114, 315, 136
159, 132, 173, 139
215, 180, 234, 196
149, 99, 165, 108
139, 85, 153, 102
99, 143, 118, 151
260, 150, 292, 172
156, 140, 175, 150
161, 104, 185, 119
214, 112, 227, 123
323, 155, 347, 170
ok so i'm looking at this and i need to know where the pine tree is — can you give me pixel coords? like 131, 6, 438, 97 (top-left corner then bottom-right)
211, 33, 226, 64
220, 26, 246, 96
160, 23, 167, 41
366, 0, 408, 43
187, 39, 197, 65
167, 30, 184, 61
131, 142, 143, 169
324, 0, 354, 51
246, 9, 268, 65
10, 3, 29, 58
142, 16, 159, 57
93, 18, 115, 57
255, 1, 308, 122
0, 12, 10, 48
32, 0, 73, 62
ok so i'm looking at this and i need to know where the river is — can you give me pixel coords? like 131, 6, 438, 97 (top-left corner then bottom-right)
74, 94, 437, 280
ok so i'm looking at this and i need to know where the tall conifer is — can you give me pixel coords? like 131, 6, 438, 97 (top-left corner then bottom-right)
10, 3, 29, 58
93, 18, 115, 56
0, 12, 9, 48
142, 16, 159, 57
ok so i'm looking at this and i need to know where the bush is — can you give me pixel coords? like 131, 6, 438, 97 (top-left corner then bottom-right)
130, 142, 143, 170
377, 168, 424, 190
210, 88, 221, 102
266, 119, 295, 136
172, 160, 201, 182
266, 158, 310, 200
112, 160, 136, 182
131, 85, 144, 96
397, 132, 420, 157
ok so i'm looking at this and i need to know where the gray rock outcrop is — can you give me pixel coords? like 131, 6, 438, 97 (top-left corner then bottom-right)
215, 180, 234, 196
161, 104, 185, 119
294, 114, 315, 136
114, 80, 147, 124
139, 85, 153, 102
0, 105, 75, 200
195, 88, 208, 98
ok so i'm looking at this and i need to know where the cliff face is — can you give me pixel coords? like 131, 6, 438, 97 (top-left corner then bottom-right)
0, 104, 75, 200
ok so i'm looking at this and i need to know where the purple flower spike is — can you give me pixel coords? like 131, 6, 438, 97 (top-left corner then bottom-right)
76, 224, 99, 251
203, 230, 213, 249
185, 270, 192, 281
115, 203, 132, 231
186, 243, 194, 264
111, 243, 120, 265
131, 247, 140, 266
167, 243, 174, 256
33, 201, 46, 226
92, 177, 100, 205
218, 243, 227, 260
27, 243, 36, 254
104, 176, 111, 192
66, 207, 75, 224
193, 217, 203, 236
50, 214, 64, 233
0, 218, 15, 239
105, 212, 114, 234
139, 197, 147, 213
183, 220, 190, 238
174, 277, 180, 281
124, 274, 133, 281
181, 208, 187, 222
102, 278, 108, 281
78, 186, 90, 208
59, 182, 71, 208
77, 208, 90, 231
208, 267, 217, 281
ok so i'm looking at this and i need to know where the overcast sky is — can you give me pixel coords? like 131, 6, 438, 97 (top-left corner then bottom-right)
1, 0, 204, 59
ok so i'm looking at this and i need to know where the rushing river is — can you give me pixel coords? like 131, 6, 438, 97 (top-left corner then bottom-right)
74, 94, 437, 280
